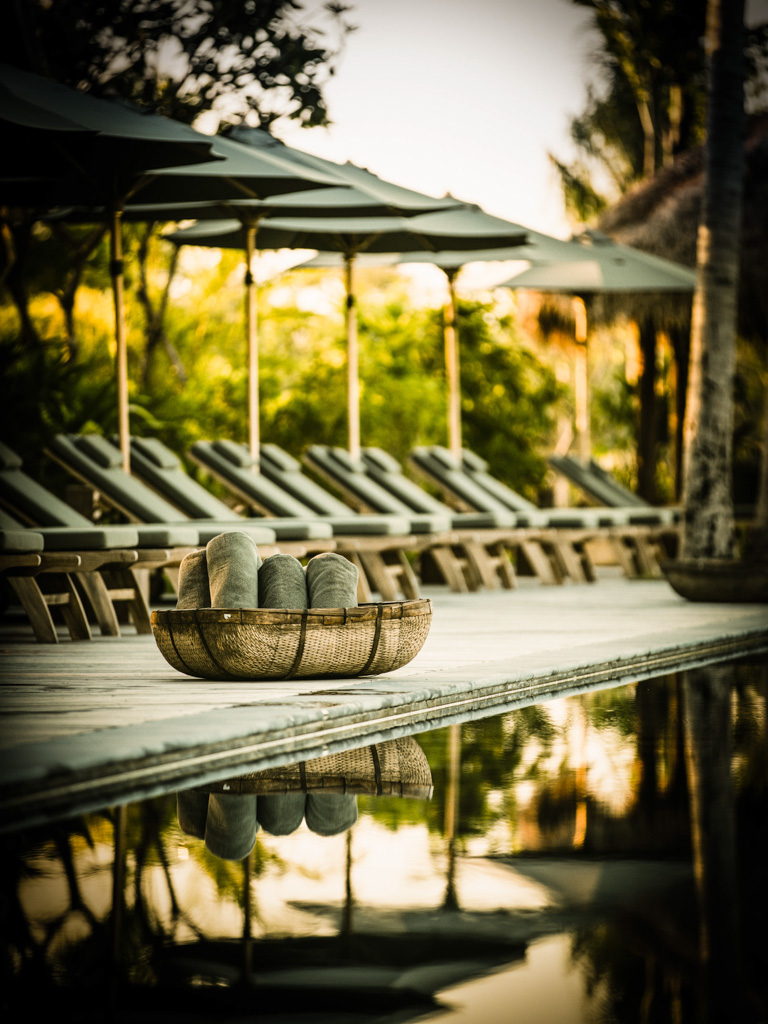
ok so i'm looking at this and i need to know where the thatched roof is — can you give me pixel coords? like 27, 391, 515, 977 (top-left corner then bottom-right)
597, 113, 768, 343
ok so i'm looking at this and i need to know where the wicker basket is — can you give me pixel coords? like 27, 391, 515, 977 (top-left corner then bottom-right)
151, 599, 432, 680
196, 736, 433, 799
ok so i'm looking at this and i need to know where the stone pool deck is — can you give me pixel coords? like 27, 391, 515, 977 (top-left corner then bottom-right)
1, 574, 766, 832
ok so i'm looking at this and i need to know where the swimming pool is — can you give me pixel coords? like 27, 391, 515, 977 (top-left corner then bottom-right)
3, 657, 766, 1023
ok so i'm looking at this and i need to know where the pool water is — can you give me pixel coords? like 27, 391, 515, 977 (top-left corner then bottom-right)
2, 659, 766, 1023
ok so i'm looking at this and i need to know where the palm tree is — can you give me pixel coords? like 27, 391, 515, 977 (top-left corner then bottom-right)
680, 0, 746, 559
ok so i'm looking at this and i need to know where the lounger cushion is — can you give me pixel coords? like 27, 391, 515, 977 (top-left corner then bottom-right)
76, 434, 124, 468
0, 528, 44, 552
131, 436, 181, 470
50, 434, 277, 545
0, 442, 23, 470
213, 439, 256, 469
260, 444, 302, 472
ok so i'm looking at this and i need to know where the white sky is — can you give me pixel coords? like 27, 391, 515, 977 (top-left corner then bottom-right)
275, 0, 768, 242
277, 0, 596, 240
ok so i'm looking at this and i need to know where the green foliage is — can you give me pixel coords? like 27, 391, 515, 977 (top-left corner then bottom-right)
2, 232, 565, 502
455, 302, 563, 501
18, 0, 355, 130
553, 0, 710, 217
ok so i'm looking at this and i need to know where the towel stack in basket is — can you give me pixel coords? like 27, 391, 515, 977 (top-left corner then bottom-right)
176, 531, 359, 610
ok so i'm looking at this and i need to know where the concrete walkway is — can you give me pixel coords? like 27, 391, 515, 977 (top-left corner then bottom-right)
1, 575, 766, 832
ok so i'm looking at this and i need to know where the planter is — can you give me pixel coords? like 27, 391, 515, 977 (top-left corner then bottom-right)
661, 558, 768, 603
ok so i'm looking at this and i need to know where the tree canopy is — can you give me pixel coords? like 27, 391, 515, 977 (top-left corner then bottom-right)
6, 0, 355, 130
552, 0, 767, 222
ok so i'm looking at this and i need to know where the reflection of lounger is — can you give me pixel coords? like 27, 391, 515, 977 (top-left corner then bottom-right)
189, 439, 424, 602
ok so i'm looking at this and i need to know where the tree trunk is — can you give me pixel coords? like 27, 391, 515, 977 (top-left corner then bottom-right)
669, 320, 691, 501
637, 316, 657, 503
5, 221, 42, 349
680, 0, 746, 559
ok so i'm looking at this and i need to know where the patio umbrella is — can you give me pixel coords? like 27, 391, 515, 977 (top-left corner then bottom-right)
0, 64, 338, 470
126, 130, 462, 462
299, 228, 578, 457
169, 206, 530, 458
498, 231, 697, 462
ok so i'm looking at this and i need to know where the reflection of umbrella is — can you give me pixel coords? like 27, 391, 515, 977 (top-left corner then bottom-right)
0, 64, 336, 470
498, 231, 697, 462
170, 207, 530, 458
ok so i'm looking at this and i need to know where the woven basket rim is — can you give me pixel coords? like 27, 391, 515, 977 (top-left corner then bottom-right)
152, 598, 432, 628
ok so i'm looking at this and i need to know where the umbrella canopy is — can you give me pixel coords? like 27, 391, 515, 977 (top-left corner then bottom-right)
297, 230, 579, 457
122, 125, 462, 222
124, 132, 461, 462
0, 64, 339, 469
498, 230, 697, 462
497, 230, 698, 294
169, 206, 531, 458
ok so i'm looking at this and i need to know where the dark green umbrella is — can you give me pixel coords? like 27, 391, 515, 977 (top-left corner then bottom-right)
169, 206, 530, 458
298, 229, 577, 457
499, 231, 697, 461
0, 64, 338, 468
126, 129, 462, 460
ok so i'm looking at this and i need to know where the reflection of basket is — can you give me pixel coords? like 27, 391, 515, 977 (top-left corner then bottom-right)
198, 736, 434, 799
151, 600, 432, 681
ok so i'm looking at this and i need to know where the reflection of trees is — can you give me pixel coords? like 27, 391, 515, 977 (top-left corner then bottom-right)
567, 660, 767, 1024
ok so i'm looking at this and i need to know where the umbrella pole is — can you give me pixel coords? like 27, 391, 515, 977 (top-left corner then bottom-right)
110, 206, 130, 472
572, 296, 590, 463
444, 270, 462, 459
345, 254, 361, 460
245, 223, 260, 468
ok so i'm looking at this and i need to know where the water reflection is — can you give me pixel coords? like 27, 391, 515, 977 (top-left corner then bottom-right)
1, 660, 766, 1023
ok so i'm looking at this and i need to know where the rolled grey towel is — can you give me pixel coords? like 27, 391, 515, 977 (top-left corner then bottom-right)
258, 553, 308, 609
305, 794, 358, 836
206, 531, 261, 608
176, 549, 210, 609
257, 793, 307, 836
177, 790, 209, 839
204, 793, 259, 861
306, 552, 359, 608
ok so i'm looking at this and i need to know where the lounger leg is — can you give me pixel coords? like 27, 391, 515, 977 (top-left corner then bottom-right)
55, 575, 93, 641
516, 540, 563, 585
20, 572, 93, 642
357, 550, 420, 602
75, 572, 121, 636
461, 541, 517, 590
394, 551, 421, 600
7, 577, 60, 643
423, 546, 473, 592
99, 567, 153, 634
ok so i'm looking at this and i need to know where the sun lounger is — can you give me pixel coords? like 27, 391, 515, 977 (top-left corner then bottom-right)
0, 439, 200, 626
547, 453, 681, 525
410, 445, 670, 580
188, 439, 424, 601
0, 508, 143, 642
302, 444, 530, 591
357, 445, 583, 589
45, 434, 293, 556
125, 435, 336, 560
